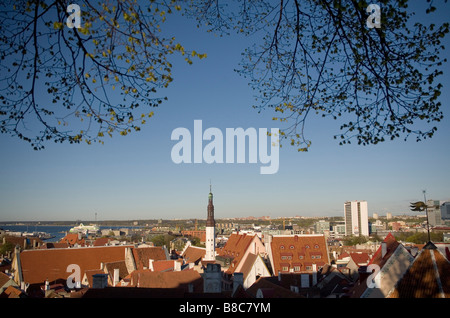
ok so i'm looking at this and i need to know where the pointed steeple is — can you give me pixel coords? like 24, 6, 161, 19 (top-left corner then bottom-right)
206, 183, 215, 227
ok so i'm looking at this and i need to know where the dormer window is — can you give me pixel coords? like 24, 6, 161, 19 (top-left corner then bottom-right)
289, 245, 294, 249
314, 244, 319, 249
280, 245, 285, 249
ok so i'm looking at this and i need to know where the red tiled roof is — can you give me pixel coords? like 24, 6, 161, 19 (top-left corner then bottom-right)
388, 246, 450, 298
104, 260, 128, 285
38, 242, 69, 249
130, 269, 203, 292
152, 260, 177, 272
0, 272, 12, 287
19, 245, 131, 285
59, 233, 86, 246
218, 233, 259, 274
182, 246, 205, 264
93, 237, 111, 247
368, 233, 399, 268
349, 253, 371, 265
270, 235, 330, 274
132, 247, 167, 270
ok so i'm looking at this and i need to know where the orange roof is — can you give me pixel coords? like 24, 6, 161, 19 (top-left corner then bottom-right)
0, 272, 12, 287
270, 235, 329, 274
38, 242, 69, 249
388, 244, 450, 298
182, 246, 205, 264
130, 269, 203, 292
218, 233, 257, 273
132, 247, 167, 270
59, 233, 86, 246
93, 237, 111, 247
368, 233, 400, 268
152, 260, 178, 272
349, 253, 371, 265
104, 260, 128, 285
19, 245, 131, 285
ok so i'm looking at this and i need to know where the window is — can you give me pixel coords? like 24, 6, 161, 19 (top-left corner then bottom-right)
314, 244, 319, 249
305, 266, 312, 271
305, 245, 310, 249
290, 245, 295, 249
294, 266, 301, 272
280, 245, 285, 249
282, 266, 289, 272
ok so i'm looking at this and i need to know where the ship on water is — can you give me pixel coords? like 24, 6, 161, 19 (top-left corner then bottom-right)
69, 223, 100, 235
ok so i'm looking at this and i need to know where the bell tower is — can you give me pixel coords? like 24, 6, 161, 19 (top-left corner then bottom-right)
204, 184, 216, 261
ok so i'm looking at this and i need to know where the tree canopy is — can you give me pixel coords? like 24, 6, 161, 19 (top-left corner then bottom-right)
0, 0, 448, 151
186, 0, 449, 151
0, 0, 205, 149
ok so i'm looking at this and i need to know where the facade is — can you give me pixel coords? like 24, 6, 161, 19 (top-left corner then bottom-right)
344, 200, 369, 236
314, 220, 330, 234
441, 202, 450, 220
427, 200, 443, 226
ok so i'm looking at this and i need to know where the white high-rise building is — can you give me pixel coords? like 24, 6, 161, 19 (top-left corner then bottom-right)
344, 200, 369, 236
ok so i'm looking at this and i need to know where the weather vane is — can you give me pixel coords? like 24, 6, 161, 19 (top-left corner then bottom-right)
409, 189, 431, 242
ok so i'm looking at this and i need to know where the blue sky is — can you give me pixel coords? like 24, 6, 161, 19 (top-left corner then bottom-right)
0, 2, 449, 222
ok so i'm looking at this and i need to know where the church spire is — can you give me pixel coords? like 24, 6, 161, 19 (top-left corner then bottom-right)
206, 182, 215, 227
204, 183, 216, 262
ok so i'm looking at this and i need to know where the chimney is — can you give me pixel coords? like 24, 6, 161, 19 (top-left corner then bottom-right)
149, 259, 154, 271
113, 268, 120, 286
92, 274, 108, 289
43, 280, 51, 298
100, 262, 104, 270
174, 260, 181, 272
23, 238, 27, 249
381, 242, 387, 259
232, 272, 244, 295
312, 264, 317, 286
